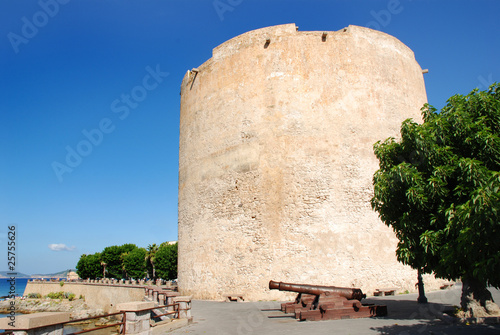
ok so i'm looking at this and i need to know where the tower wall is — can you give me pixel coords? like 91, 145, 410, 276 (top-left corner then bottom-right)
178, 24, 433, 300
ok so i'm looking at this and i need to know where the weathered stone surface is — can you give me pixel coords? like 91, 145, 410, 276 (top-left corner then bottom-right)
0, 312, 69, 329
172, 296, 192, 319
179, 23, 446, 301
125, 319, 150, 333
23, 282, 145, 313
117, 301, 155, 312
0, 297, 103, 319
123, 311, 151, 322
172, 296, 192, 303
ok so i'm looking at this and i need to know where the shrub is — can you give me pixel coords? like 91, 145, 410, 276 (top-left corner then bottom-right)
59, 281, 65, 287
47, 291, 77, 300
26, 293, 42, 299
47, 292, 65, 299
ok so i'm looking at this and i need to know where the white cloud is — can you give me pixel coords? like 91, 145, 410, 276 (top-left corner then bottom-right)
48, 244, 76, 251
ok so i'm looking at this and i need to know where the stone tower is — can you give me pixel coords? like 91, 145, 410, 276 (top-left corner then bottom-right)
178, 24, 432, 300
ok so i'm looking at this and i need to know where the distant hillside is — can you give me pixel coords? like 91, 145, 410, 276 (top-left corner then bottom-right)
0, 271, 31, 278
0, 270, 76, 278
30, 270, 74, 278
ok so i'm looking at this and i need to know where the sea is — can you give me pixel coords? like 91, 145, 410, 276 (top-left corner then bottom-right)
0, 278, 91, 335
0, 277, 29, 323
0, 278, 116, 335
0, 277, 29, 299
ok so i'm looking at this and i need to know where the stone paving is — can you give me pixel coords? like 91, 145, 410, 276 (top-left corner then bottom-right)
170, 284, 500, 334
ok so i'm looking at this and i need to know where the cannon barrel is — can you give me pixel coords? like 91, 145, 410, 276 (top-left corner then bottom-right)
269, 280, 366, 300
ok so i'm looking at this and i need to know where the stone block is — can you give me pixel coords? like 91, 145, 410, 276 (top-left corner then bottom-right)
125, 319, 150, 333
172, 296, 192, 319
136, 311, 151, 321
28, 324, 64, 335
0, 312, 70, 330
172, 296, 192, 303
125, 312, 137, 322
117, 301, 155, 312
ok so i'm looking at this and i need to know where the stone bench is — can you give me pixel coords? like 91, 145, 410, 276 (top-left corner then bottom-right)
374, 288, 397, 296
158, 291, 180, 305
0, 312, 70, 335
224, 293, 244, 302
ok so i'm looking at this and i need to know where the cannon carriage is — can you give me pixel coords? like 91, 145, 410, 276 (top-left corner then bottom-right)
269, 280, 387, 321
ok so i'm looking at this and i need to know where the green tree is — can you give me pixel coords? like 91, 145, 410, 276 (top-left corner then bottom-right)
372, 84, 500, 317
123, 247, 147, 279
155, 242, 178, 280
101, 244, 137, 279
76, 252, 102, 279
76, 255, 88, 279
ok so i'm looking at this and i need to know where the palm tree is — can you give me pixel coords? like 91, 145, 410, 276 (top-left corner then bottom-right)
120, 252, 129, 280
100, 261, 107, 279
146, 244, 159, 280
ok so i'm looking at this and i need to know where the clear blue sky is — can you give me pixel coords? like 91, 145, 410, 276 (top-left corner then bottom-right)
1, 0, 498, 275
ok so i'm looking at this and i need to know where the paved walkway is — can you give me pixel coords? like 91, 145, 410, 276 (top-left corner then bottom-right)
170, 284, 500, 334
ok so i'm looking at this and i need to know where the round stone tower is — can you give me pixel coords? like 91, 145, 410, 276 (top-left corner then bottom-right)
178, 24, 431, 300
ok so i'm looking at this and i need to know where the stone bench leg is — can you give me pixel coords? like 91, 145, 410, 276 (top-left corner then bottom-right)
117, 301, 155, 335
173, 296, 192, 320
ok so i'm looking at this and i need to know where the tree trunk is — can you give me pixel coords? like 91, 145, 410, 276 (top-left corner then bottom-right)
417, 269, 428, 303
460, 278, 500, 317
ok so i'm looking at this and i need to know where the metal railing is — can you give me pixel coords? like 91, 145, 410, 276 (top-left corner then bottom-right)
0, 312, 126, 335
154, 303, 179, 319
126, 303, 180, 321
0, 303, 180, 335
64, 311, 126, 335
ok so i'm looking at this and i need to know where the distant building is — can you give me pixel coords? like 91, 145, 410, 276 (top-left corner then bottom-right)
67, 270, 79, 281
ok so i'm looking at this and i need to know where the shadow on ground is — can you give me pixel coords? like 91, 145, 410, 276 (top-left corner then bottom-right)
363, 297, 454, 320
170, 286, 500, 335
369, 321, 500, 335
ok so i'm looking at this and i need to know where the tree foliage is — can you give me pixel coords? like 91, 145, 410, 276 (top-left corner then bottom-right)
372, 84, 500, 315
155, 242, 178, 280
101, 244, 137, 279
76, 252, 102, 279
75, 241, 177, 281
123, 247, 147, 279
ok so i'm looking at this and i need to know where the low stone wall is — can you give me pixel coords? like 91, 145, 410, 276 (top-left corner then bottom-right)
0, 298, 193, 335
0, 312, 70, 335
23, 282, 145, 313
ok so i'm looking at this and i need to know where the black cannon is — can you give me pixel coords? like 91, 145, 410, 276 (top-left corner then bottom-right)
269, 280, 387, 321
269, 280, 366, 300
